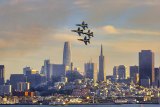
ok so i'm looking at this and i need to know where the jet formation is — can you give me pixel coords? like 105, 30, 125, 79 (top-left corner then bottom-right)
71, 21, 94, 45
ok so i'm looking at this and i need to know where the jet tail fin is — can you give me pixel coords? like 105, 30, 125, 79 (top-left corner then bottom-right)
91, 32, 93, 37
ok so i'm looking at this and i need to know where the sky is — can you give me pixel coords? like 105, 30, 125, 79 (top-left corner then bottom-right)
0, 0, 160, 80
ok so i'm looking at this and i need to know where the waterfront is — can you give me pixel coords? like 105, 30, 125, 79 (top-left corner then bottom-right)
0, 104, 160, 107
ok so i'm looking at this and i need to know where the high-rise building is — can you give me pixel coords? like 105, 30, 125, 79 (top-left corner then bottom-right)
130, 66, 139, 78
23, 67, 32, 76
98, 45, 106, 82
63, 42, 71, 67
154, 68, 160, 88
139, 50, 155, 85
130, 65, 139, 83
40, 66, 44, 74
113, 66, 118, 78
118, 65, 126, 79
85, 61, 98, 83
44, 59, 51, 81
0, 65, 5, 85
0, 85, 12, 95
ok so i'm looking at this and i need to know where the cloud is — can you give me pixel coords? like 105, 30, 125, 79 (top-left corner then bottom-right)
102, 25, 119, 34
102, 25, 160, 36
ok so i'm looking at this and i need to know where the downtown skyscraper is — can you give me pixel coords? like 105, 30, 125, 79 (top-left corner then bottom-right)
85, 61, 98, 83
130, 65, 139, 84
113, 65, 128, 80
44, 59, 51, 81
98, 45, 106, 82
0, 65, 5, 85
154, 68, 160, 87
63, 42, 72, 68
139, 50, 155, 86
118, 65, 127, 79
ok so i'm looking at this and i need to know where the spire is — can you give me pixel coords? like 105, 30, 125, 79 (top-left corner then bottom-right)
100, 44, 103, 56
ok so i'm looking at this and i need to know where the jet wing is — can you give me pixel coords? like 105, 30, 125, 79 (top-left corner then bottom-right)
84, 41, 87, 45
82, 26, 85, 30
78, 32, 81, 36
71, 30, 76, 32
78, 39, 83, 41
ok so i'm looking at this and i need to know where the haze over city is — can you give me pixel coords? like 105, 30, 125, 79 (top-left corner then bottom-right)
0, 0, 160, 79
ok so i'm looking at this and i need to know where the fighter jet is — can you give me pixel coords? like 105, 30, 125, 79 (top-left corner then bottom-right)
76, 21, 88, 30
83, 30, 93, 38
78, 36, 90, 45
71, 27, 83, 36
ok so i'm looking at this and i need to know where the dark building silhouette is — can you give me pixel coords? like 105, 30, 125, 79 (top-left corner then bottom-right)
130, 66, 139, 78
27, 74, 46, 88
44, 59, 51, 81
118, 65, 126, 79
10, 74, 26, 90
130, 65, 139, 84
113, 66, 118, 78
0, 65, 5, 85
154, 68, 160, 88
140, 77, 150, 88
85, 61, 98, 83
139, 50, 155, 86
40, 66, 44, 74
10, 73, 46, 90
23, 67, 32, 76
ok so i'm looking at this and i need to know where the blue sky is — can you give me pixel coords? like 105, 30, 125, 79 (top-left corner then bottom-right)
0, 0, 160, 79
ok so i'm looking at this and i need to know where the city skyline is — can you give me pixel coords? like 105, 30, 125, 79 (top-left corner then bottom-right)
0, 0, 160, 79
